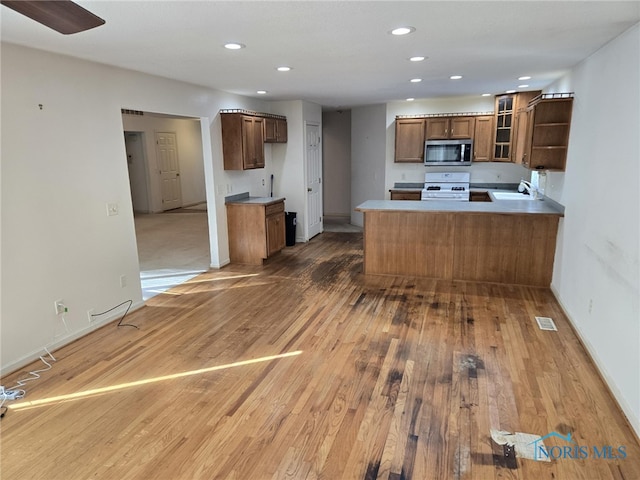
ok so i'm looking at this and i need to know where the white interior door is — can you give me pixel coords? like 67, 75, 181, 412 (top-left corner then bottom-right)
306, 122, 323, 239
156, 132, 182, 211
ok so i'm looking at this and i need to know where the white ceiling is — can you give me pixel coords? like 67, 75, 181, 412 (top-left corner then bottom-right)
1, 1, 639, 109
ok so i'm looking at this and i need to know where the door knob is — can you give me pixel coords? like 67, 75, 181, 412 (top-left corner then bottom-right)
307, 188, 312, 192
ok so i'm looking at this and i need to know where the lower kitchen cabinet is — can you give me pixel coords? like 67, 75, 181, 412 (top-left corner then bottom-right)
469, 191, 491, 202
357, 209, 560, 287
265, 205, 286, 256
390, 190, 422, 200
226, 199, 286, 265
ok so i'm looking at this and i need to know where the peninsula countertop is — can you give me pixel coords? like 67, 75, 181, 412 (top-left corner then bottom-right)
357, 194, 563, 286
356, 196, 564, 216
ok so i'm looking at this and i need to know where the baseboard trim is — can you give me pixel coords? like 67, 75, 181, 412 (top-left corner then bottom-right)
212, 258, 230, 269
0, 300, 145, 377
550, 285, 640, 440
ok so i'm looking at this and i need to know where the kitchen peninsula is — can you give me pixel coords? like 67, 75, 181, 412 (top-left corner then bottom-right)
355, 197, 564, 287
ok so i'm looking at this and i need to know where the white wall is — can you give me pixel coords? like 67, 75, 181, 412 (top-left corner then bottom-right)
546, 24, 640, 435
270, 100, 305, 242
269, 100, 322, 242
0, 43, 271, 373
351, 104, 387, 226
122, 113, 206, 211
322, 110, 352, 219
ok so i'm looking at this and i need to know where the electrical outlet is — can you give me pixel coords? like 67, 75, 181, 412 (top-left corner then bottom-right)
106, 203, 119, 216
54, 299, 66, 315
87, 309, 95, 322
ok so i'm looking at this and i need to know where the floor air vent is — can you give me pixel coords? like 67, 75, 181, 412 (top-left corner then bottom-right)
535, 316, 558, 331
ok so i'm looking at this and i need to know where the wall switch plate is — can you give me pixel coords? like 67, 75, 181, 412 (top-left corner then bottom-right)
106, 203, 119, 216
120, 275, 127, 288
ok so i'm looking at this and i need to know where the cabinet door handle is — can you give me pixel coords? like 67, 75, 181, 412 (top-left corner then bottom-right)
307, 188, 312, 192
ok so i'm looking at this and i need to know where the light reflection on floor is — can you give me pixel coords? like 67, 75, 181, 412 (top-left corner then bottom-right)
9, 350, 303, 411
140, 268, 207, 300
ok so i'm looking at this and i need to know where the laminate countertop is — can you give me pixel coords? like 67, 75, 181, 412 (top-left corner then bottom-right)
356, 195, 564, 216
225, 193, 286, 206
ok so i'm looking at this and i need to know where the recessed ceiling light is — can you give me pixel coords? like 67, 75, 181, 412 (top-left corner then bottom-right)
450, 75, 463, 80
410, 78, 422, 83
518, 84, 529, 88
257, 90, 267, 95
390, 26, 415, 36
276, 66, 292, 72
409, 56, 426, 62
518, 76, 531, 80
481, 93, 491, 97
224, 43, 245, 50
406, 98, 415, 102
506, 89, 516, 94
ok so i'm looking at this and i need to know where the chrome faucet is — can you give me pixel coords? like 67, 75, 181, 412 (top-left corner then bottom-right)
518, 179, 540, 200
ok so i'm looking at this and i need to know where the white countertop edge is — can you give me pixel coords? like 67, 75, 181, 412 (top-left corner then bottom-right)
355, 199, 564, 216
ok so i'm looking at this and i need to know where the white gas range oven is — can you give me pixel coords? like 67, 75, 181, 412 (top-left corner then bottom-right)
421, 172, 470, 202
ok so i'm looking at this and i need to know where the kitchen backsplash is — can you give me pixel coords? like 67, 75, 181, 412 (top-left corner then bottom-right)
387, 161, 531, 188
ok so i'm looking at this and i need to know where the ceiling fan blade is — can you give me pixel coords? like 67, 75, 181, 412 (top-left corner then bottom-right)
1, 0, 105, 35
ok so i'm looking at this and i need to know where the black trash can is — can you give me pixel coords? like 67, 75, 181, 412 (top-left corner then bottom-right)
285, 212, 297, 246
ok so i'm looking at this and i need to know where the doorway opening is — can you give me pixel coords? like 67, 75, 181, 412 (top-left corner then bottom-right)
122, 110, 211, 300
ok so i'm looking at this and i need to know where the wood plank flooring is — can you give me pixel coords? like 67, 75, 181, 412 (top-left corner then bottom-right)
1, 232, 639, 479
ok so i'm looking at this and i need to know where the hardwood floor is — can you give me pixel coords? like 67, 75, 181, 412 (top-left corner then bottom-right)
2, 232, 638, 479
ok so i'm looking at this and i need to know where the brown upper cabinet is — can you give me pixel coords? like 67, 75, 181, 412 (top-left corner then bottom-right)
394, 92, 569, 167
395, 118, 427, 162
471, 115, 494, 162
493, 90, 541, 162
221, 111, 288, 170
221, 113, 265, 170
264, 117, 288, 143
426, 116, 475, 140
395, 114, 489, 163
516, 94, 574, 171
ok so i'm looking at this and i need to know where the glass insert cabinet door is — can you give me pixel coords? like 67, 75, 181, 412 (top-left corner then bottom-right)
494, 95, 513, 160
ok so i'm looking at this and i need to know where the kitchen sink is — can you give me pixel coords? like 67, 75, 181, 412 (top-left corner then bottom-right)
491, 191, 535, 201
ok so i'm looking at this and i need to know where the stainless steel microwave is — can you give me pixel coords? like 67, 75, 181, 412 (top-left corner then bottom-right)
424, 139, 473, 166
